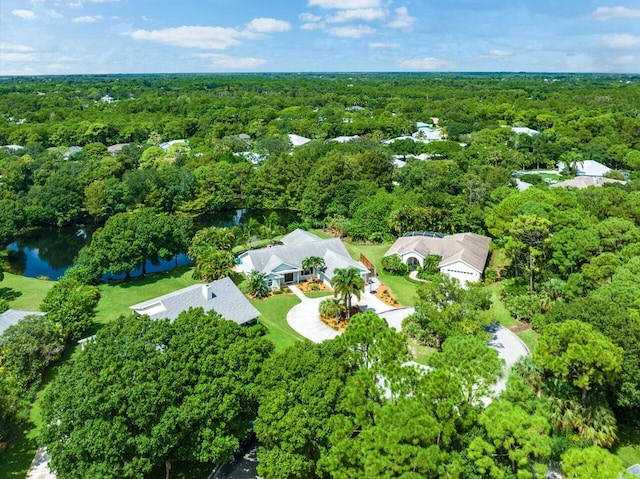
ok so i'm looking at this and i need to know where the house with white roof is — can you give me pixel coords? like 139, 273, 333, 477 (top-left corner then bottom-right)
237, 229, 370, 291
129, 277, 259, 325
288, 134, 311, 147
327, 135, 360, 143
414, 122, 444, 142
384, 232, 491, 285
557, 159, 611, 177
511, 127, 539, 136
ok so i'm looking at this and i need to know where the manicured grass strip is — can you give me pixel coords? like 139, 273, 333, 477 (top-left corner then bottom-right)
518, 329, 539, 353
250, 294, 307, 351
309, 228, 336, 239
0, 273, 55, 311
304, 291, 333, 299
483, 283, 517, 328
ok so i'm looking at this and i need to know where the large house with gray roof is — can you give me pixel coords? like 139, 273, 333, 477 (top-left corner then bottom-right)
237, 229, 369, 291
129, 277, 260, 325
384, 232, 491, 285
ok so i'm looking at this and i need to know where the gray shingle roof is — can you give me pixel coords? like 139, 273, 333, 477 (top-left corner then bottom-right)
129, 277, 259, 325
280, 228, 321, 246
385, 233, 491, 273
0, 309, 46, 335
241, 237, 368, 279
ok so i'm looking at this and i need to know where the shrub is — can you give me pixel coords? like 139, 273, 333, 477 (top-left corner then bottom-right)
319, 298, 342, 320
246, 270, 269, 299
381, 254, 408, 275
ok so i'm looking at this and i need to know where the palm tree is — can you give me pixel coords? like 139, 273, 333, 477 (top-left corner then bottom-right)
301, 256, 325, 282
330, 267, 365, 319
240, 217, 261, 251
260, 212, 284, 245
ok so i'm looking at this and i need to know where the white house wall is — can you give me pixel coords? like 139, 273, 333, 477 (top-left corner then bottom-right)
439, 261, 480, 285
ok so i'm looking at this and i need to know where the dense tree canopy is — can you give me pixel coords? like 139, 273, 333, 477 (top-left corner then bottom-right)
41, 309, 273, 479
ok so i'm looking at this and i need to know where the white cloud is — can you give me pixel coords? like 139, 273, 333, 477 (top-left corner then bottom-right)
197, 53, 267, 69
479, 49, 513, 58
611, 55, 636, 64
328, 24, 376, 38
0, 52, 38, 62
369, 42, 400, 48
12, 9, 36, 19
67, 2, 83, 7
396, 57, 456, 70
327, 8, 387, 23
589, 6, 640, 20
299, 13, 322, 22
73, 15, 102, 22
603, 33, 640, 48
130, 26, 244, 49
47, 10, 63, 19
0, 43, 36, 53
308, 0, 381, 9
386, 7, 415, 29
245, 18, 291, 33
301, 22, 324, 30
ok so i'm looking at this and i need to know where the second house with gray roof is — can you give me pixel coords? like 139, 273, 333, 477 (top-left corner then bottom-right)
129, 277, 260, 325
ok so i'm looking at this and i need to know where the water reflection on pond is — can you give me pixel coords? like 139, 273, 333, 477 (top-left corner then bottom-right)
4, 209, 299, 280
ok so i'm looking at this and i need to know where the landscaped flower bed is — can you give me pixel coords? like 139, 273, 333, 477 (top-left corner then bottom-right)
374, 283, 401, 307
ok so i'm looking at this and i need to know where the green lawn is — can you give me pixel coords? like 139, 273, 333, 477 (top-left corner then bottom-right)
518, 329, 539, 353
614, 423, 640, 467
483, 283, 517, 328
250, 294, 307, 351
0, 416, 40, 479
304, 291, 333, 299
93, 265, 199, 328
0, 273, 55, 311
344, 242, 419, 306
407, 338, 435, 366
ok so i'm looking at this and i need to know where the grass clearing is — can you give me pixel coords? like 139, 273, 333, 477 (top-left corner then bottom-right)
250, 294, 306, 351
407, 338, 435, 366
0, 273, 55, 311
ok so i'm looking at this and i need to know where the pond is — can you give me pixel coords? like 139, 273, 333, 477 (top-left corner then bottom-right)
4, 209, 300, 280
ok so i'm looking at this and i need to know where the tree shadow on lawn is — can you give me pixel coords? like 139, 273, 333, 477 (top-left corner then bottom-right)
0, 287, 22, 303
0, 418, 40, 479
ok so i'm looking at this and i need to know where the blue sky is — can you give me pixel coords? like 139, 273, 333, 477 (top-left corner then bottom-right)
1, 0, 639, 75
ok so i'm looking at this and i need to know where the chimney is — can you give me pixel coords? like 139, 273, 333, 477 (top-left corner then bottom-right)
202, 284, 213, 300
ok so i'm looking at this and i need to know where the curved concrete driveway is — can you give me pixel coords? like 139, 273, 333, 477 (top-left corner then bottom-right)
287, 285, 414, 343
286, 286, 339, 343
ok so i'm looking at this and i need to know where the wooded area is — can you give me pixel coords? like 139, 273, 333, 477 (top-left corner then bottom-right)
1, 73, 639, 478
